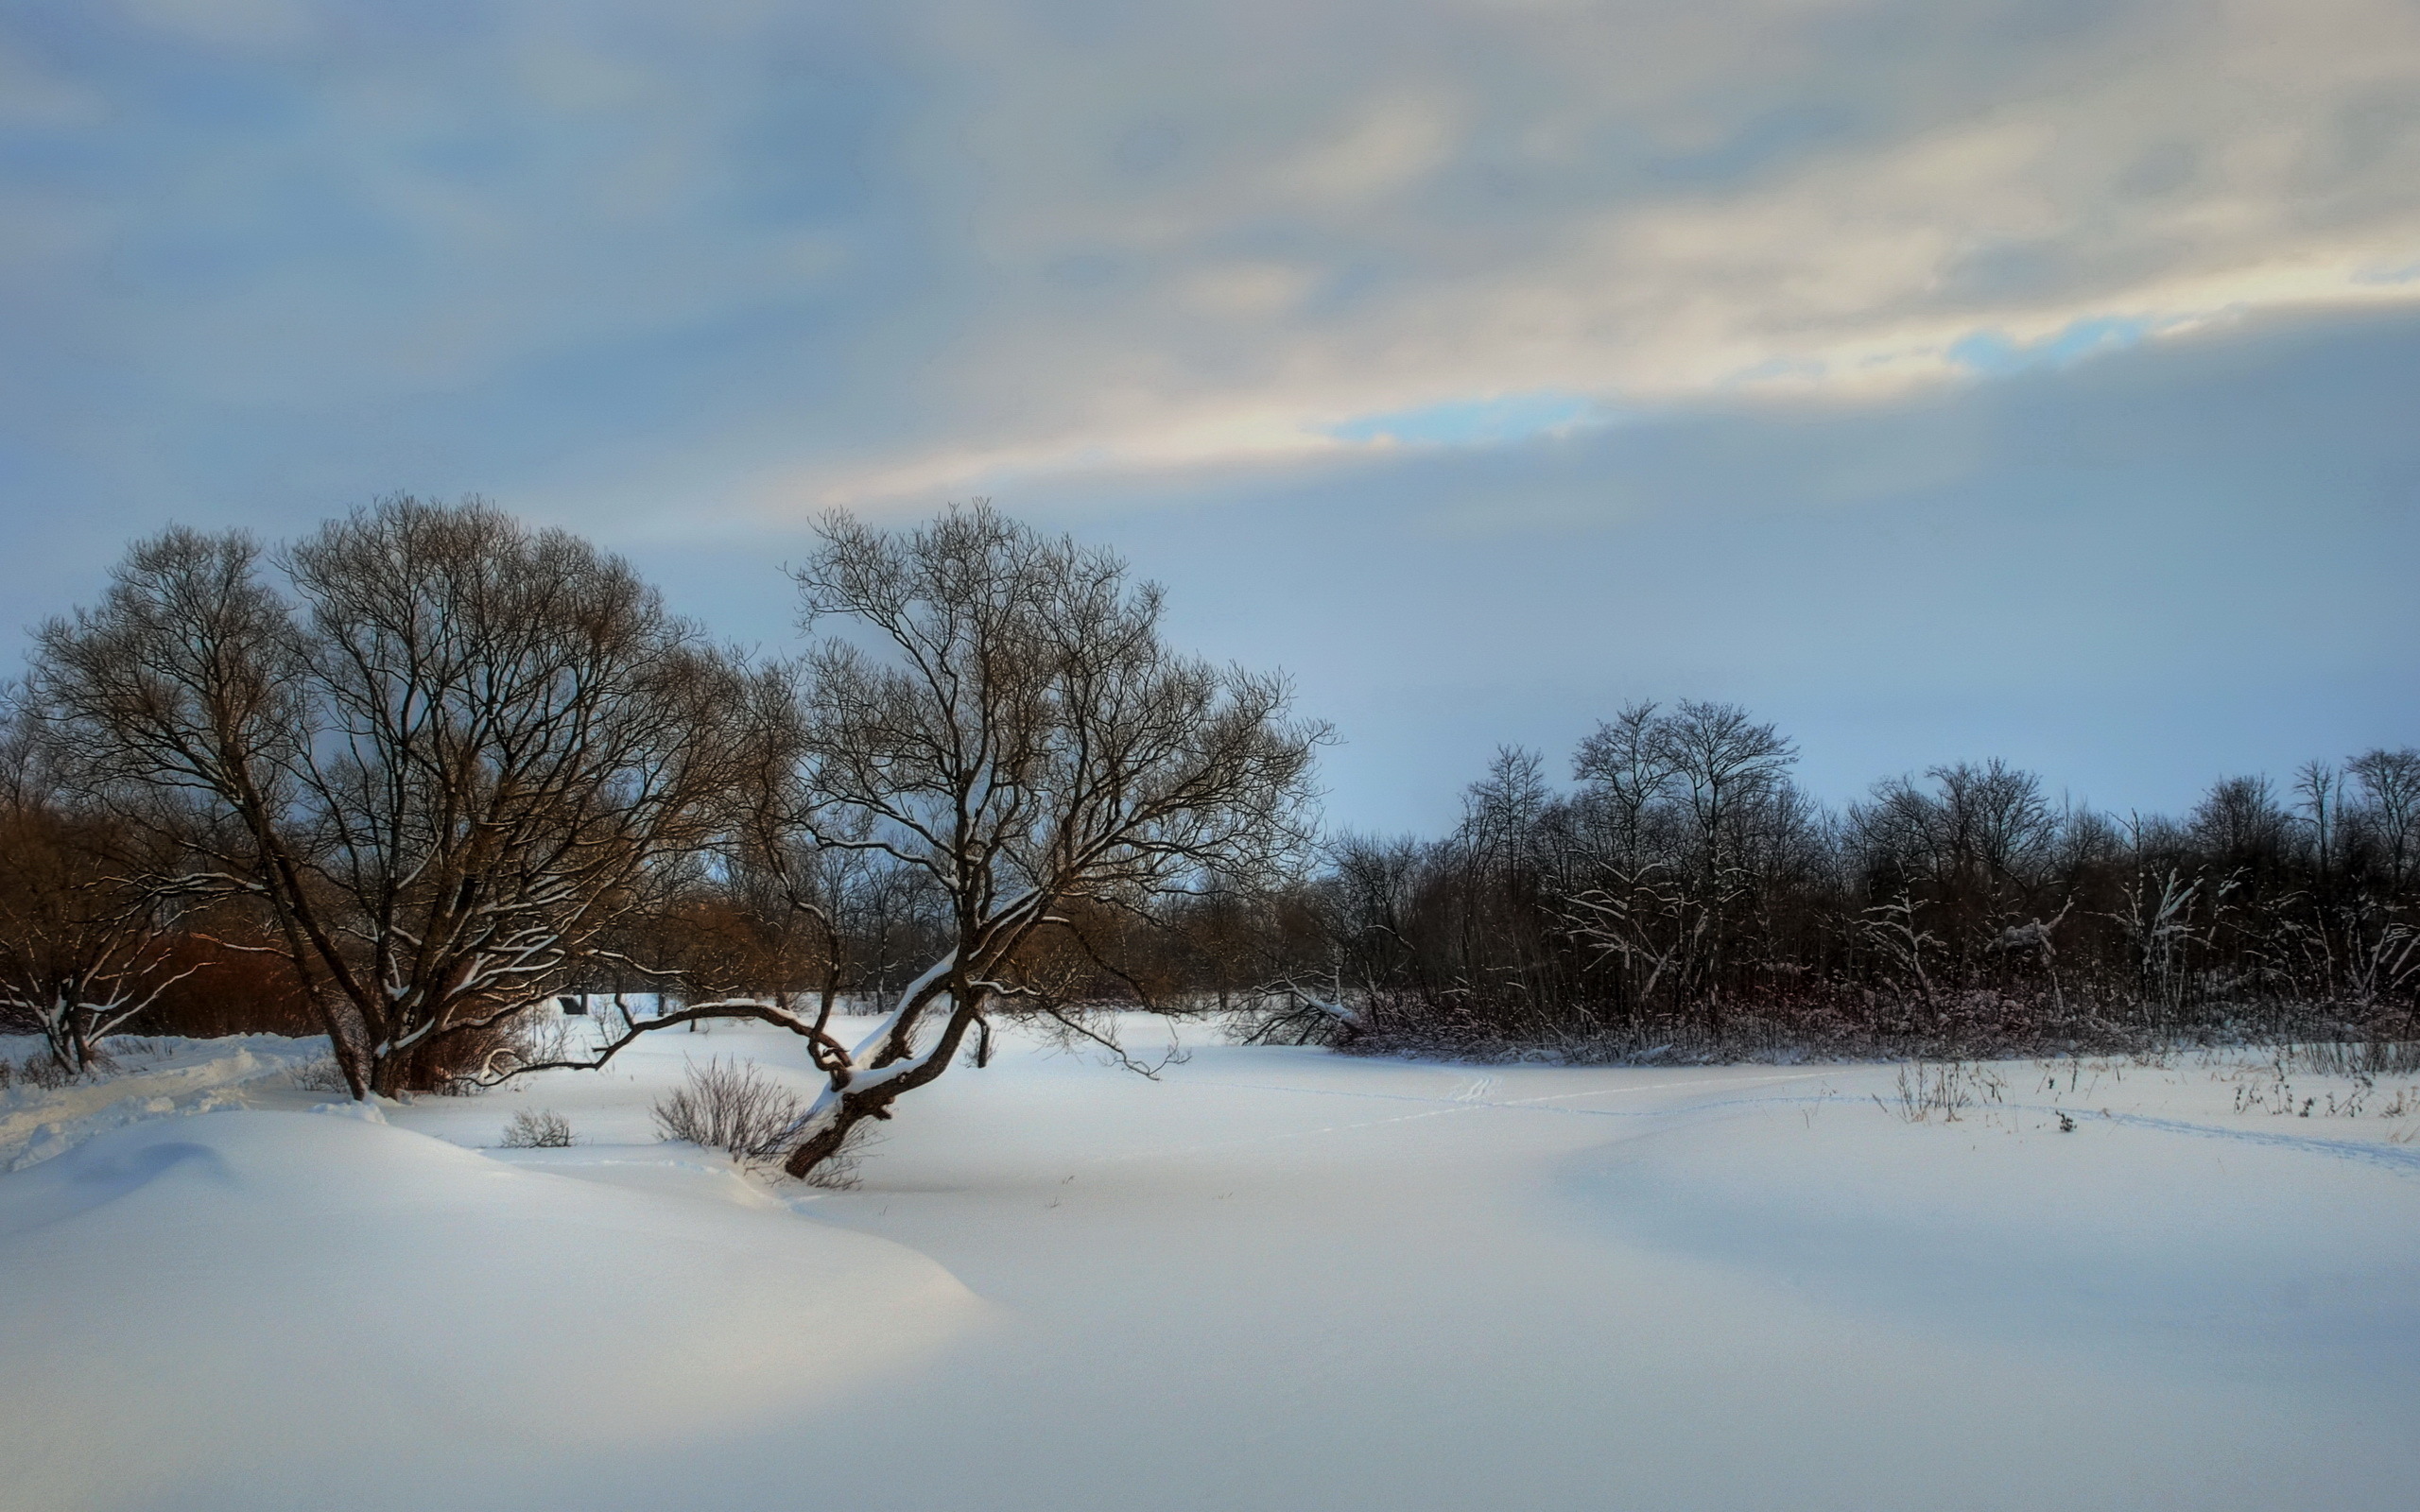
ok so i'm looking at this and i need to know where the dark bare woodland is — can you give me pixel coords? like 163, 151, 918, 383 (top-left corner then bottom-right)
9, 496, 2413, 1175
1251, 709, 2420, 1061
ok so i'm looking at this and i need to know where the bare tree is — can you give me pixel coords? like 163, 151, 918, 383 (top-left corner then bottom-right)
766, 504, 1322, 1172
2349, 747, 2420, 888
1461, 747, 1549, 872
1648, 699, 1796, 1000
521, 504, 1324, 1178
29, 499, 752, 1097
2189, 774, 2292, 868
1572, 699, 1674, 866
0, 700, 193, 1072
1849, 759, 2056, 966
1930, 760, 2055, 889
1652, 699, 1796, 879
712, 661, 864, 1014
2294, 759, 2341, 876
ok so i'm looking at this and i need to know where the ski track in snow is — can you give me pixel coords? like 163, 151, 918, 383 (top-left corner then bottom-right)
1183, 1068, 2420, 1177
1179, 1066, 1830, 1117
2065, 1105, 2420, 1174
1047, 1069, 1831, 1167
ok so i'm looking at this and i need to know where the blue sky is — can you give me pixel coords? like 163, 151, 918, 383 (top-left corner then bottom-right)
2, 0, 2415, 832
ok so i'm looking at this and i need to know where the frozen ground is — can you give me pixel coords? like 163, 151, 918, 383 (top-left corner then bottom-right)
4, 1020, 2419, 1511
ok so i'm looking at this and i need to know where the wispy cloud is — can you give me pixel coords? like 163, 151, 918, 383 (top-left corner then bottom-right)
1326, 392, 1604, 448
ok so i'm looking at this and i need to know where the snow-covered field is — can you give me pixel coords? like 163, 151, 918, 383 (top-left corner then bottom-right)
6, 1021, 2419, 1511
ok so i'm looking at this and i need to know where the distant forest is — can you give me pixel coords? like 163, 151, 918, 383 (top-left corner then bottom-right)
5, 499, 2414, 1088
1232, 713, 2420, 1060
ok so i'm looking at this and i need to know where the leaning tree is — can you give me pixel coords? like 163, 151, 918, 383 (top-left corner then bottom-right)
532, 503, 1324, 1179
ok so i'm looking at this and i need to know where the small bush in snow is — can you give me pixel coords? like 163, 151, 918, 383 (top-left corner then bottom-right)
500, 1108, 576, 1148
2291, 1040, 2420, 1077
1876, 1059, 2005, 1123
16, 1053, 75, 1090
651, 1057, 810, 1167
285, 1056, 352, 1092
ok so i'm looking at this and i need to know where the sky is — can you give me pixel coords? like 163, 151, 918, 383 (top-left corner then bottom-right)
1, 0, 2414, 833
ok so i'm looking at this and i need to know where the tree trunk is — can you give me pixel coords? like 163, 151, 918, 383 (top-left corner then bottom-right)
783, 986, 984, 1178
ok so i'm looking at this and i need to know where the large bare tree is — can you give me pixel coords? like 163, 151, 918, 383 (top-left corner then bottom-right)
29, 498, 751, 1097
539, 504, 1324, 1178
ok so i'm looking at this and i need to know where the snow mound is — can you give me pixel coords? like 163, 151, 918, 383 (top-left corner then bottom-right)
0, 1109, 982, 1511
1566, 1091, 2420, 1388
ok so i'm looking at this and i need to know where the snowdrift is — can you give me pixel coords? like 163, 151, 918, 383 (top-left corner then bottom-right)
9, 1024, 2420, 1511
0, 1108, 981, 1512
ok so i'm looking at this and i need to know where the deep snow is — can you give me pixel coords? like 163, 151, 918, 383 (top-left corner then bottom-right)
4, 1022, 2419, 1511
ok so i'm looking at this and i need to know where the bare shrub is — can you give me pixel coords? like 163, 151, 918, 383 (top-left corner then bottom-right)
1876, 1059, 2006, 1123
15, 1052, 75, 1090
284, 1056, 353, 1092
510, 1009, 583, 1070
2292, 1040, 2420, 1077
500, 1108, 575, 1148
651, 1057, 810, 1167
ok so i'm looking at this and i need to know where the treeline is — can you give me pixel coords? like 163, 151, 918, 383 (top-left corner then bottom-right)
1233, 703, 2420, 1057
3, 499, 2413, 1087
0, 497, 1319, 1151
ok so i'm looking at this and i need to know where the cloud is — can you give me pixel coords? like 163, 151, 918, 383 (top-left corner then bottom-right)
1, 0, 2417, 526
759, 0, 2420, 505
